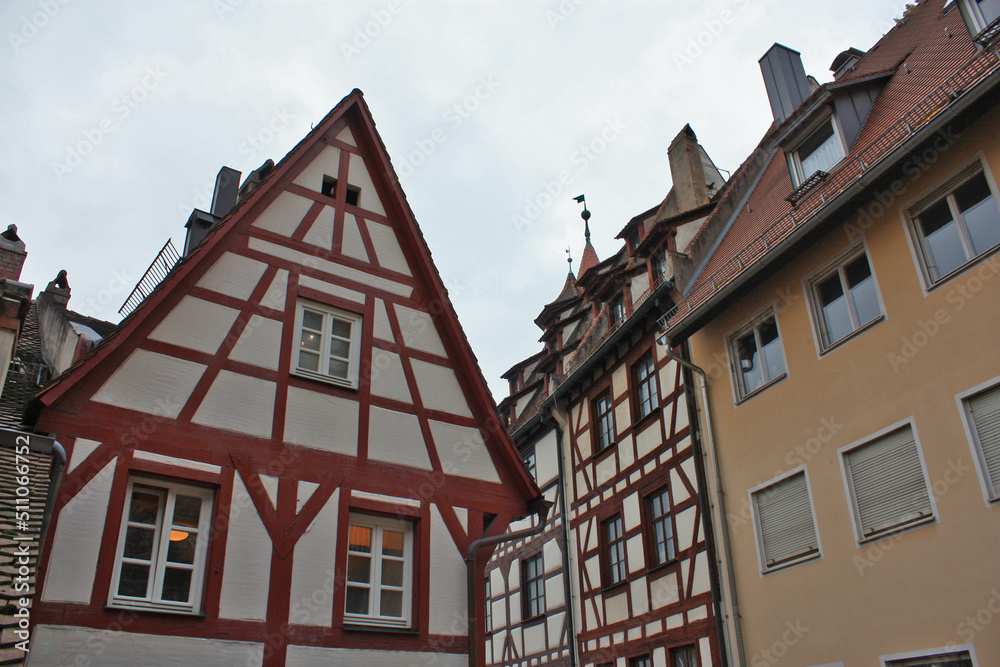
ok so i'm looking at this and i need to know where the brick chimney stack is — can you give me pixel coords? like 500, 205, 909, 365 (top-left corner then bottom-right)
666, 124, 711, 214
0, 225, 27, 281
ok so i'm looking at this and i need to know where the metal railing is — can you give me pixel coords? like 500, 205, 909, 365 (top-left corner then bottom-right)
118, 239, 180, 318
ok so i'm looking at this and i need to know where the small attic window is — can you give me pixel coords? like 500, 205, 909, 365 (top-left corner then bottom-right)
320, 175, 361, 206
788, 118, 847, 188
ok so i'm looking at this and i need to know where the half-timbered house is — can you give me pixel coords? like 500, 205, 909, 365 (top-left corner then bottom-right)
27, 90, 541, 667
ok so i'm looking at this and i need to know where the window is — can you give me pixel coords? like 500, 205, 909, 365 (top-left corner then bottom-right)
344, 513, 413, 628
961, 0, 1000, 33
751, 470, 820, 571
484, 576, 492, 632
593, 390, 615, 452
670, 645, 700, 667
910, 167, 1000, 286
522, 554, 545, 619
885, 648, 974, 667
522, 445, 536, 482
602, 514, 626, 586
632, 352, 658, 419
293, 300, 362, 388
788, 119, 846, 187
963, 382, 1000, 501
841, 423, 934, 542
110, 478, 213, 614
811, 248, 883, 350
610, 296, 625, 323
729, 311, 786, 401
646, 486, 676, 566
321, 175, 361, 206
630, 657, 651, 667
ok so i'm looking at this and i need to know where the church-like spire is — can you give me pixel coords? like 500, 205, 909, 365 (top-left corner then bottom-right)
574, 194, 600, 276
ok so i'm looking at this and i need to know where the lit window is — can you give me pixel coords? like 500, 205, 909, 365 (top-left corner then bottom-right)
670, 645, 699, 667
344, 514, 413, 628
293, 300, 362, 388
632, 353, 658, 419
646, 487, 676, 566
110, 478, 213, 614
593, 390, 615, 452
522, 554, 545, 619
752, 470, 820, 571
788, 119, 845, 187
602, 515, 626, 586
811, 248, 883, 350
962, 382, 1000, 502
910, 167, 1000, 286
729, 311, 786, 401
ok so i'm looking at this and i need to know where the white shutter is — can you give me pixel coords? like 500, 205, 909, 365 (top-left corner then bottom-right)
846, 426, 932, 539
754, 471, 818, 568
968, 385, 1000, 498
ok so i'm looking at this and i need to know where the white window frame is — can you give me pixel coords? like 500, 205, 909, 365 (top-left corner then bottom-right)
521, 444, 537, 483
521, 553, 545, 619
593, 389, 615, 453
960, 0, 1000, 33
726, 307, 788, 404
880, 644, 978, 667
344, 513, 414, 629
957, 374, 1000, 504
109, 477, 214, 615
749, 466, 822, 574
787, 116, 847, 188
632, 352, 659, 419
903, 158, 1000, 290
838, 419, 937, 544
805, 243, 885, 354
292, 299, 363, 389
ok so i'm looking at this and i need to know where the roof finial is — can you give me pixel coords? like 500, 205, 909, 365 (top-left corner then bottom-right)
573, 194, 591, 242
566, 246, 573, 273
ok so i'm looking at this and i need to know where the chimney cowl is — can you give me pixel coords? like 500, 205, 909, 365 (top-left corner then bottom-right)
830, 47, 866, 80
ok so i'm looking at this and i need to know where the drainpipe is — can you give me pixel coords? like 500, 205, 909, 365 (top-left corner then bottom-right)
540, 408, 579, 667
39, 439, 66, 556
660, 337, 746, 667
466, 497, 552, 667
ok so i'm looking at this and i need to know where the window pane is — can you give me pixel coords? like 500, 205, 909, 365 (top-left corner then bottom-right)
172, 495, 202, 528
818, 273, 852, 344
345, 586, 369, 615
757, 317, 786, 380
382, 530, 405, 557
735, 331, 763, 394
349, 525, 372, 553
382, 559, 404, 587
845, 255, 881, 327
118, 563, 150, 598
330, 337, 351, 359
799, 122, 842, 176
298, 351, 320, 372
129, 491, 160, 525
328, 358, 349, 378
919, 199, 966, 278
302, 310, 323, 331
347, 554, 371, 583
331, 318, 352, 339
123, 526, 155, 560
671, 646, 698, 667
380, 589, 403, 617
160, 567, 192, 602
166, 532, 196, 565
956, 174, 1000, 256
300, 329, 321, 352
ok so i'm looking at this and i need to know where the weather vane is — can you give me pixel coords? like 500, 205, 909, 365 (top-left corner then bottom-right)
573, 194, 591, 242
566, 246, 573, 272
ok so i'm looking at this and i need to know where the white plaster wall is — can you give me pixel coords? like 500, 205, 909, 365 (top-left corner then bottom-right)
29, 626, 263, 666
429, 505, 466, 635
219, 476, 271, 621
410, 359, 472, 417
534, 429, 559, 487
336, 127, 356, 146
348, 153, 386, 216
373, 299, 394, 341
342, 215, 370, 262
368, 406, 432, 470
229, 315, 283, 370
192, 371, 276, 438
252, 191, 315, 237
262, 269, 288, 312
430, 420, 500, 483
605, 589, 628, 624
196, 252, 268, 300
394, 305, 447, 356
67, 438, 101, 473
523, 621, 546, 656
148, 296, 240, 355
284, 387, 359, 455
293, 146, 341, 193
41, 458, 116, 603
630, 272, 650, 303
286, 646, 467, 667
675, 507, 696, 552
367, 220, 412, 276
370, 350, 412, 403
636, 419, 661, 460
297, 480, 319, 511
288, 489, 339, 627
298, 274, 365, 304
302, 205, 336, 250
93, 350, 205, 418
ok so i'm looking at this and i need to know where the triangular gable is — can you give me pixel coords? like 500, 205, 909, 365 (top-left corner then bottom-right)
32, 89, 537, 514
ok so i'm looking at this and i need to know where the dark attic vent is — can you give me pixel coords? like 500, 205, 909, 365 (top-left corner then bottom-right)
321, 175, 361, 206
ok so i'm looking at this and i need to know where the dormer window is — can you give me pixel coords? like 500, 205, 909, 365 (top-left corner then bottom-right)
788, 118, 846, 187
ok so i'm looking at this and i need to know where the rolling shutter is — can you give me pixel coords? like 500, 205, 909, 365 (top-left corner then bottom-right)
968, 385, 1000, 498
846, 426, 932, 539
754, 471, 818, 568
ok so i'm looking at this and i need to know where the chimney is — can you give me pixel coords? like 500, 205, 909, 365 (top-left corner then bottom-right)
183, 166, 242, 256
759, 43, 812, 123
667, 124, 710, 212
0, 225, 27, 281
41, 269, 71, 308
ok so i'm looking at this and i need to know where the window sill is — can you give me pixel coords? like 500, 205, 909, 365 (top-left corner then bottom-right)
646, 557, 680, 577
818, 315, 884, 356
291, 368, 359, 391
923, 243, 1000, 292
760, 550, 820, 575
588, 441, 617, 466
601, 580, 629, 595
343, 623, 418, 634
521, 613, 546, 627
857, 512, 935, 545
105, 602, 205, 618
735, 373, 787, 406
632, 406, 662, 431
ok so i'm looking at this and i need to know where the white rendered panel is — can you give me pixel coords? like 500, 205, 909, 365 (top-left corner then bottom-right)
298, 275, 365, 304
31, 626, 263, 666
284, 387, 359, 455
67, 438, 101, 473
148, 296, 240, 355
293, 145, 342, 193
692, 551, 711, 595
534, 430, 558, 487
675, 506, 696, 552
336, 126, 357, 146
370, 350, 413, 403
229, 315, 283, 370
248, 237, 412, 298
605, 589, 628, 624
523, 621, 545, 656
650, 572, 680, 609
302, 205, 336, 250
394, 304, 447, 356
288, 489, 339, 627
286, 646, 468, 667
429, 506, 467, 634
367, 220, 412, 276
93, 350, 205, 418
192, 371, 275, 438
262, 269, 288, 312
41, 458, 116, 603
133, 451, 221, 474
342, 215, 370, 262
373, 299, 394, 342
252, 191, 315, 237
368, 406, 432, 470
348, 152, 385, 215
260, 474, 279, 506
220, 476, 271, 620
353, 490, 420, 507
410, 359, 472, 417
297, 480, 319, 512
196, 252, 268, 300
635, 419, 660, 460
430, 420, 501, 483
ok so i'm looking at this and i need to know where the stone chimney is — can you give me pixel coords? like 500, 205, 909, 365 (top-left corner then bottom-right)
0, 225, 27, 281
667, 124, 711, 213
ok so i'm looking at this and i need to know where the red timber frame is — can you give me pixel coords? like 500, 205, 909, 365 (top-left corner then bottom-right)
30, 90, 538, 667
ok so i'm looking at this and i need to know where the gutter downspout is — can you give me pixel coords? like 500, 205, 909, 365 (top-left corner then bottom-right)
540, 408, 579, 667
466, 498, 553, 667
38, 439, 66, 557
660, 338, 746, 667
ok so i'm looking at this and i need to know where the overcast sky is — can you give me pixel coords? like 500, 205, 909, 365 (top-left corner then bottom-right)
1, 0, 907, 401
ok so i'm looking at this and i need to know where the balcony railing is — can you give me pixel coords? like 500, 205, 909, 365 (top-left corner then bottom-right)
118, 239, 180, 318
